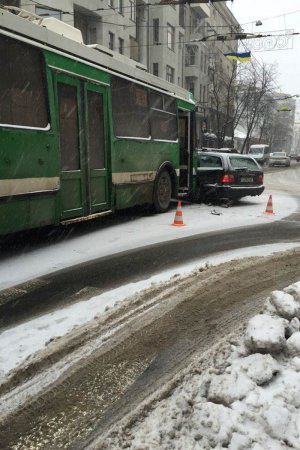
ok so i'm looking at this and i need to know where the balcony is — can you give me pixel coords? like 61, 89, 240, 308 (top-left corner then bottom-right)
190, 2, 210, 19
185, 65, 200, 79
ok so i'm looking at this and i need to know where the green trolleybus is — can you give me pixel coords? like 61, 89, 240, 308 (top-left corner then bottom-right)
0, 7, 197, 236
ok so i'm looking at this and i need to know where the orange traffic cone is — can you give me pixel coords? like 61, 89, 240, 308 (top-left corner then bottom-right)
171, 201, 186, 227
264, 194, 275, 215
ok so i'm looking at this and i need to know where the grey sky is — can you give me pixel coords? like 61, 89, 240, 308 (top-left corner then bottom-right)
227, 0, 300, 96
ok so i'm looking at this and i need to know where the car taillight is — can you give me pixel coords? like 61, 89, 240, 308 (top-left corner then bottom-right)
257, 174, 264, 184
219, 174, 235, 183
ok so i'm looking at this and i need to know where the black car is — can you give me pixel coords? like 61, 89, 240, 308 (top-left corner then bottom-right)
194, 152, 264, 203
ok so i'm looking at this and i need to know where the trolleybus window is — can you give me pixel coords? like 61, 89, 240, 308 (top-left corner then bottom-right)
0, 35, 48, 128
111, 76, 150, 138
149, 92, 177, 141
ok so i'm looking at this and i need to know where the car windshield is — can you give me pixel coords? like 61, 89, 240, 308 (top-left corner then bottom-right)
229, 157, 259, 170
272, 152, 286, 157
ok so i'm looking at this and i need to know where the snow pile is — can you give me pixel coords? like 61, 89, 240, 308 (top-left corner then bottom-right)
108, 281, 300, 450
244, 314, 286, 352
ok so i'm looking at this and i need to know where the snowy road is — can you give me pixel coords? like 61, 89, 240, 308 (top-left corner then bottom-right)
1, 189, 299, 329
1, 248, 300, 449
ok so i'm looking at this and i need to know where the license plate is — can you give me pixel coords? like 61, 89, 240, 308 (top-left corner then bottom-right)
240, 177, 253, 182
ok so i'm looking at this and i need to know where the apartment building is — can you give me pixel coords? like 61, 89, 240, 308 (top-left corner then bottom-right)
3, 0, 240, 145
204, 2, 240, 146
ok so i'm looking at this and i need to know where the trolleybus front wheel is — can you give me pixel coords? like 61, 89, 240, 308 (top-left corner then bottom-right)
153, 169, 172, 213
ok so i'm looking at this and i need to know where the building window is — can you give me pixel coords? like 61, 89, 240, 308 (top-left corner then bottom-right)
166, 65, 174, 83
87, 27, 97, 44
179, 33, 184, 49
189, 82, 195, 97
201, 51, 204, 72
119, 38, 124, 54
200, 84, 202, 103
192, 17, 201, 33
109, 32, 115, 50
129, 0, 136, 22
130, 35, 139, 61
36, 6, 62, 19
117, 0, 123, 15
153, 19, 159, 44
167, 24, 175, 51
179, 5, 185, 28
203, 85, 206, 103
74, 9, 97, 45
186, 46, 197, 66
153, 63, 159, 77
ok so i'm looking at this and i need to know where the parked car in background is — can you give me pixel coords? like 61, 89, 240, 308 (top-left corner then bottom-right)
296, 154, 300, 162
269, 152, 291, 167
195, 152, 264, 203
248, 144, 271, 166
289, 153, 297, 160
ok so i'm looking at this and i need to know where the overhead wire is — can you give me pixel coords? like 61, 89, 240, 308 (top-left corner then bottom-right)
3, 0, 299, 95
240, 8, 300, 27
210, 2, 284, 94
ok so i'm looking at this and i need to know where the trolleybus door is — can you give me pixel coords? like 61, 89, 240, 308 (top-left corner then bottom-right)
84, 83, 109, 215
56, 74, 109, 220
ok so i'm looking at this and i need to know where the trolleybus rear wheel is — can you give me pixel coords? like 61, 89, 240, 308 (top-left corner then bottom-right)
153, 169, 172, 213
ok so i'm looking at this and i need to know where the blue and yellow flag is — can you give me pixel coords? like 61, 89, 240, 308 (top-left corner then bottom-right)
223, 51, 251, 62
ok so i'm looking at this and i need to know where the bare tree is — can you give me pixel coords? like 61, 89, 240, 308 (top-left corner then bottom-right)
207, 57, 276, 151
238, 62, 276, 153
208, 56, 237, 148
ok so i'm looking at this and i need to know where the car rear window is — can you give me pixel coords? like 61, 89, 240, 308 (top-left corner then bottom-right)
229, 157, 259, 170
198, 155, 222, 168
272, 152, 286, 157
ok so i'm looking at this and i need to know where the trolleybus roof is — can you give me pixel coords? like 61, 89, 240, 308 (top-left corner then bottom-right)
0, 7, 194, 104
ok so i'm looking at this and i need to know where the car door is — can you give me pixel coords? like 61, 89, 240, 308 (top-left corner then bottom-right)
197, 154, 224, 184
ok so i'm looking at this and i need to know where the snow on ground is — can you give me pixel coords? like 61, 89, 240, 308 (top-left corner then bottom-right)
107, 281, 300, 450
0, 189, 298, 380
0, 191, 297, 291
0, 190, 299, 445
0, 242, 299, 381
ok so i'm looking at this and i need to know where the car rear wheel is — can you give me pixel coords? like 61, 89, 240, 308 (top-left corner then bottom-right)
153, 169, 172, 213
